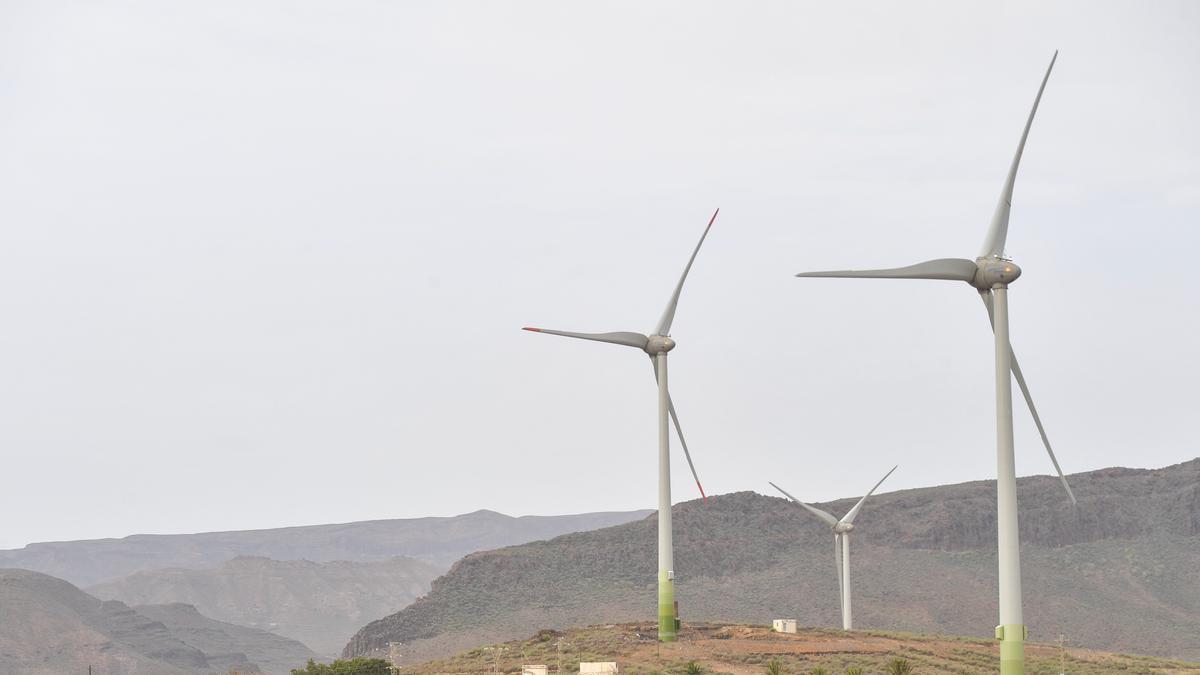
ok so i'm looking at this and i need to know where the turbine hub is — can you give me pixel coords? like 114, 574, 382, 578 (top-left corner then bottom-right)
974, 257, 1022, 289
834, 522, 854, 533
644, 335, 676, 355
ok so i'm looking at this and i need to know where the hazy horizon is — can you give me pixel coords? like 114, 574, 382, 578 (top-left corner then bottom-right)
4, 455, 1196, 549
2, 1, 1197, 549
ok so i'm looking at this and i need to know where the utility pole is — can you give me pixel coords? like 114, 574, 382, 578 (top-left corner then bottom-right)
386, 641, 403, 673
1058, 634, 1066, 675
556, 639, 570, 675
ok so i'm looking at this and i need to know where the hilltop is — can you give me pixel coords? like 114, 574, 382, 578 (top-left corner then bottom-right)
344, 459, 1200, 663
406, 622, 1200, 675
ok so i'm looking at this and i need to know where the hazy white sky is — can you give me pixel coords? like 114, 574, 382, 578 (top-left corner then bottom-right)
1, 1, 1197, 548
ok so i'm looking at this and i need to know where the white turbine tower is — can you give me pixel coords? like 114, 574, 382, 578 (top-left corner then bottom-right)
795, 53, 1074, 675
523, 208, 718, 642
770, 465, 896, 631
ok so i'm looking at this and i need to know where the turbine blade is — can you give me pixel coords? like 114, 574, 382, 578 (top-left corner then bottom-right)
522, 327, 649, 350
1012, 352, 1077, 505
979, 51, 1057, 259
655, 208, 719, 336
768, 482, 839, 527
978, 292, 1077, 505
840, 465, 898, 525
668, 396, 706, 501
648, 357, 705, 499
796, 258, 978, 282
834, 533, 844, 614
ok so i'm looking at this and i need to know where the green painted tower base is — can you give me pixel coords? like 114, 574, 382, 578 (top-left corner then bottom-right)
996, 624, 1026, 675
658, 571, 677, 641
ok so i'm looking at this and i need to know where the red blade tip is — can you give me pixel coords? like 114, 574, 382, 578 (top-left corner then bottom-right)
522, 327, 542, 332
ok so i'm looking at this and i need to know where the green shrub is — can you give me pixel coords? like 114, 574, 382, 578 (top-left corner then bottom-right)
886, 658, 914, 675
684, 662, 705, 675
765, 659, 786, 675
290, 657, 392, 675
845, 668, 864, 675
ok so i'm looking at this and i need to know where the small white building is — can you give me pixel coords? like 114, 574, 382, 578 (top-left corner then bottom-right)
773, 619, 797, 634
580, 662, 619, 674
522, 666, 549, 675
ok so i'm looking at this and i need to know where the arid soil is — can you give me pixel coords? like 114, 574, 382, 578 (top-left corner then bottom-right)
407, 622, 1200, 675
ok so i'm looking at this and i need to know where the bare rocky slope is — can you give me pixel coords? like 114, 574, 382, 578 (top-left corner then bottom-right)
0, 568, 317, 675
90, 555, 442, 658
0, 508, 652, 587
344, 459, 1200, 663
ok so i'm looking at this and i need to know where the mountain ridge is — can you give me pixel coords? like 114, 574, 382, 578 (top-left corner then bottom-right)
343, 459, 1200, 663
0, 508, 653, 587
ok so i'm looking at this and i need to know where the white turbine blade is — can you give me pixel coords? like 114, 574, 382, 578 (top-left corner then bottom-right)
668, 396, 705, 500
979, 292, 1077, 505
979, 51, 1057, 259
1012, 353, 1077, 505
768, 482, 839, 527
840, 465, 898, 525
648, 355, 700, 497
655, 208, 719, 336
796, 258, 978, 282
647, 358, 706, 500
834, 533, 844, 612
523, 327, 649, 350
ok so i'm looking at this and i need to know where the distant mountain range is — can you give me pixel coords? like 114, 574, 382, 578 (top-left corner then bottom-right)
89, 555, 444, 658
0, 508, 653, 587
0, 568, 317, 674
0, 507, 652, 669
343, 459, 1200, 663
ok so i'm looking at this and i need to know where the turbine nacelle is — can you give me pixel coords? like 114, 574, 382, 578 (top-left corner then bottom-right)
973, 258, 1023, 290
645, 335, 677, 355
833, 522, 855, 534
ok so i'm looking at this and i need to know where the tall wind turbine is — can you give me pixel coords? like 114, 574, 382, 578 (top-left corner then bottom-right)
769, 465, 896, 631
795, 53, 1072, 675
523, 208, 718, 642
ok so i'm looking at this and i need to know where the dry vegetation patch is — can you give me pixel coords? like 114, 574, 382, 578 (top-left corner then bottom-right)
404, 623, 1200, 675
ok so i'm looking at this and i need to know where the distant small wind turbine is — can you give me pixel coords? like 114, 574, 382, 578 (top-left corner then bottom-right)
523, 208, 719, 642
794, 53, 1072, 675
770, 465, 897, 630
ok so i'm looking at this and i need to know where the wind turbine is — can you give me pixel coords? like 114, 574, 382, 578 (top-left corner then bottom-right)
795, 53, 1073, 675
523, 208, 718, 642
770, 466, 896, 631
